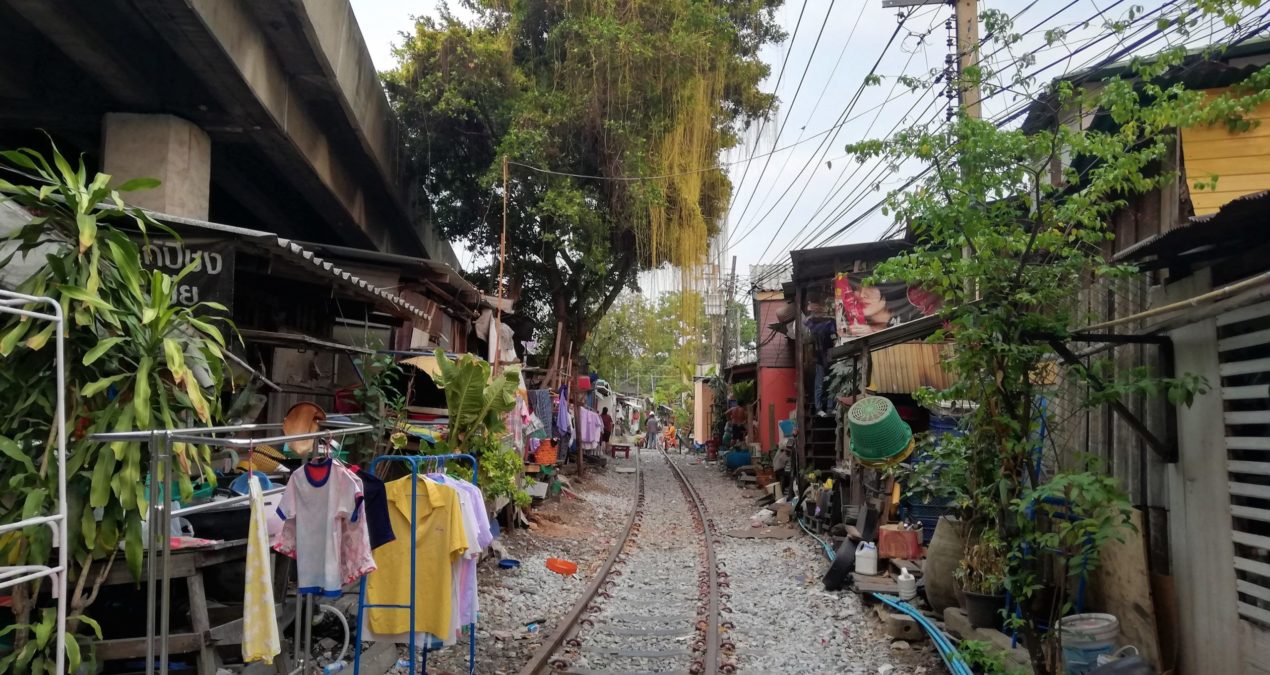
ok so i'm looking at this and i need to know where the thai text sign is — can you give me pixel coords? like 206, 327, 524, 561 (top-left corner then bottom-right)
141, 238, 235, 309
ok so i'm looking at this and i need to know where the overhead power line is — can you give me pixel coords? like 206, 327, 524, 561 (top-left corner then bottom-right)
745, 0, 1249, 290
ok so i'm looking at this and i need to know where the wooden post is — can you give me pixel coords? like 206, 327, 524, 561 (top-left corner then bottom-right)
794, 285, 806, 470
955, 0, 981, 120
494, 155, 510, 374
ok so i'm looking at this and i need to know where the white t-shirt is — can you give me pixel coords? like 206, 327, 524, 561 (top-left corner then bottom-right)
275, 459, 363, 596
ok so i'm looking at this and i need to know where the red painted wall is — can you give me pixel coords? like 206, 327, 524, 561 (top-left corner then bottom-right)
756, 367, 797, 452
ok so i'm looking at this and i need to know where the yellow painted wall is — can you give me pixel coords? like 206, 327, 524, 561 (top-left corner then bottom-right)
1182, 91, 1270, 215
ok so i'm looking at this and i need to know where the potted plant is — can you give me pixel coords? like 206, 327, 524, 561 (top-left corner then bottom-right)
956, 536, 1008, 630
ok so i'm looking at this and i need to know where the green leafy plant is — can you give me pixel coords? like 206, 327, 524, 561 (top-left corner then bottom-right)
846, 5, 1270, 671
347, 351, 407, 465
956, 639, 1026, 675
429, 350, 527, 506
385, 2, 784, 355
0, 144, 232, 674
430, 349, 520, 449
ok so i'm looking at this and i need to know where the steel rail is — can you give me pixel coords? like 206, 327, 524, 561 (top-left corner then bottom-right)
661, 450, 726, 674
518, 450, 645, 675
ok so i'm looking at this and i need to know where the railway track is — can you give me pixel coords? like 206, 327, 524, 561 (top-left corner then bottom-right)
518, 449, 732, 675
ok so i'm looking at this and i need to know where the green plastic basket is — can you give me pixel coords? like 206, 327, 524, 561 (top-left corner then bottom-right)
847, 396, 913, 463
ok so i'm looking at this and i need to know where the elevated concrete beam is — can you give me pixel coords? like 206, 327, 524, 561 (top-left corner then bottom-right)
128, 0, 414, 255
277, 0, 460, 269
6, 0, 157, 106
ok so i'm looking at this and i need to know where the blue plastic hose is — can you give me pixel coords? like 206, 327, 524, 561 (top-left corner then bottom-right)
873, 593, 973, 675
799, 517, 968, 675
798, 516, 837, 560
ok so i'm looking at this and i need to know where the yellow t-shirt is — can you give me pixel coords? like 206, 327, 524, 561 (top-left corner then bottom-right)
365, 476, 469, 637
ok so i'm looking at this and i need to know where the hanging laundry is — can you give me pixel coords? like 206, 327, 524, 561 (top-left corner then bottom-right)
356, 469, 396, 550
556, 385, 571, 436
578, 408, 604, 448
242, 474, 280, 664
272, 458, 371, 596
431, 474, 491, 633
528, 389, 554, 438
364, 475, 470, 640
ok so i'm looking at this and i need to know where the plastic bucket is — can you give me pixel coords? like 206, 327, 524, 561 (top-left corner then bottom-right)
1058, 613, 1120, 675
928, 414, 963, 436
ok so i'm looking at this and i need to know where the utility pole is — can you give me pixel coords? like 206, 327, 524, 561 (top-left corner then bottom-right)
721, 255, 737, 372
882, 0, 978, 114
886, 0, 979, 291
955, 0, 981, 120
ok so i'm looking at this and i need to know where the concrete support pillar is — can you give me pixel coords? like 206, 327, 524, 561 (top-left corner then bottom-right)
102, 113, 211, 219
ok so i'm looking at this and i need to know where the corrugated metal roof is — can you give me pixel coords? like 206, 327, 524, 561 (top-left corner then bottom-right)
1114, 190, 1270, 269
294, 240, 481, 304
147, 210, 428, 321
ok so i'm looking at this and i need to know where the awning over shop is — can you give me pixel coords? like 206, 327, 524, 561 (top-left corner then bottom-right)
148, 211, 429, 321
827, 313, 944, 361
296, 241, 482, 318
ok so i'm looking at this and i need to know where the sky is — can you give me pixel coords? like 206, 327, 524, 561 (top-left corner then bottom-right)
347, 0, 1236, 293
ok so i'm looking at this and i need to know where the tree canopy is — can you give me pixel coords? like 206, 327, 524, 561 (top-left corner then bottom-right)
384, 0, 784, 351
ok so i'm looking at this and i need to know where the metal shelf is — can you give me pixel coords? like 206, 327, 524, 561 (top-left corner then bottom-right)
0, 289, 68, 675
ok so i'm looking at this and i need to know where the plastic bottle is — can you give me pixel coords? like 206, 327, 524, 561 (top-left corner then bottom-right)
323, 661, 347, 674
854, 541, 879, 576
897, 567, 917, 601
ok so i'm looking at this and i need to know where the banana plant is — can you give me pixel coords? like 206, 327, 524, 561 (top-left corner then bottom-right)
0, 143, 232, 674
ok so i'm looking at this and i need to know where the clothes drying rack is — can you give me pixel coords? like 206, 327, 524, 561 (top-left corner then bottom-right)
90, 420, 375, 675
0, 290, 68, 675
353, 453, 480, 675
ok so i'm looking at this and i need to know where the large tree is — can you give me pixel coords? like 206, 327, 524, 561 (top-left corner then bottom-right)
384, 0, 783, 354
583, 290, 708, 396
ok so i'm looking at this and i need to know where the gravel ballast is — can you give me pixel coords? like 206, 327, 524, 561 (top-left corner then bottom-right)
418, 456, 638, 675
363, 449, 941, 674
670, 454, 942, 675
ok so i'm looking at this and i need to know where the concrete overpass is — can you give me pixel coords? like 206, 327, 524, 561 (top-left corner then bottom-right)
0, 0, 459, 267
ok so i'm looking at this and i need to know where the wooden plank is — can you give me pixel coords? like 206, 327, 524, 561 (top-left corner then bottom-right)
1237, 579, 1270, 604
851, 573, 900, 594
1183, 135, 1270, 161
1239, 601, 1270, 626
1230, 437, 1270, 451
1232, 506, 1270, 524
1231, 482, 1270, 500
1192, 173, 1270, 193
1218, 302, 1270, 327
186, 572, 217, 675
1228, 411, 1270, 426
1237, 556, 1270, 580
1224, 385, 1270, 400
1230, 461, 1270, 476
1152, 574, 1179, 674
97, 633, 204, 660
1219, 327, 1270, 352
1221, 357, 1270, 377
1235, 528, 1270, 551
1091, 508, 1162, 670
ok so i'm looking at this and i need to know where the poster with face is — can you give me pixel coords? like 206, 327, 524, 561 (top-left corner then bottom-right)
834, 273, 942, 338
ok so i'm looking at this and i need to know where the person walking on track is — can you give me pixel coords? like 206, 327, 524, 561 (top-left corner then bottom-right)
645, 413, 661, 450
